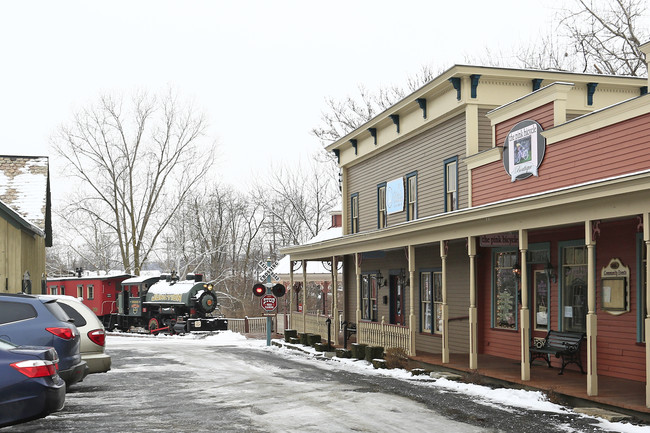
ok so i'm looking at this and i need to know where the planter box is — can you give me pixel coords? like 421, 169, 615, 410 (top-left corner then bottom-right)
307, 334, 322, 347
335, 348, 352, 358
372, 359, 387, 369
289, 337, 301, 344
351, 343, 367, 360
284, 329, 298, 342
298, 333, 309, 345
365, 346, 384, 362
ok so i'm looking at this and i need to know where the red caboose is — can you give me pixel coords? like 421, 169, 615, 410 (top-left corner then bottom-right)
46, 274, 131, 320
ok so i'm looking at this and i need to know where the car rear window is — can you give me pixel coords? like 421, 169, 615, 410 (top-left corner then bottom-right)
58, 302, 87, 327
43, 300, 72, 322
0, 302, 37, 324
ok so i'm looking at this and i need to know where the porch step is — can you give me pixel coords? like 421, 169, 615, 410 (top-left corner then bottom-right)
573, 407, 632, 423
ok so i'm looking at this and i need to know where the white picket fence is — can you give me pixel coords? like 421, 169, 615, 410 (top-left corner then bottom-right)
358, 317, 412, 355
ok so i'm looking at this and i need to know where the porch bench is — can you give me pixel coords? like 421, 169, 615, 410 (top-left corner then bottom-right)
530, 330, 586, 375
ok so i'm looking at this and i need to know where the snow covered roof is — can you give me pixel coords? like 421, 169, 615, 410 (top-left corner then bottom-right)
0, 155, 50, 231
275, 226, 343, 279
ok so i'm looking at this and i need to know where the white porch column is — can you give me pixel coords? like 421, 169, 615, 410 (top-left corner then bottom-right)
355, 253, 361, 325
639, 213, 650, 407
440, 241, 449, 363
519, 229, 530, 381
468, 236, 478, 370
332, 256, 339, 345
408, 245, 416, 356
302, 260, 307, 333
586, 221, 598, 396
289, 260, 294, 329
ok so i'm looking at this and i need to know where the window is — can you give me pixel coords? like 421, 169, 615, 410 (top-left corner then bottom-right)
50, 286, 58, 295
493, 250, 518, 330
0, 303, 37, 324
87, 285, 95, 300
406, 172, 417, 221
351, 193, 359, 234
377, 184, 387, 229
421, 270, 443, 333
77, 285, 84, 299
361, 273, 378, 321
533, 270, 550, 331
562, 244, 587, 332
444, 157, 458, 212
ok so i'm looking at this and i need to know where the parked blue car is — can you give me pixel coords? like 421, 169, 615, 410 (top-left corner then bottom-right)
0, 338, 66, 427
0, 294, 88, 386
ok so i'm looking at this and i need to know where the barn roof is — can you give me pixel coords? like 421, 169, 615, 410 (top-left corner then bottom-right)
0, 155, 51, 245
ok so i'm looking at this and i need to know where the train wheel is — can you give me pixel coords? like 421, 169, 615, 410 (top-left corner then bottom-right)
148, 317, 161, 335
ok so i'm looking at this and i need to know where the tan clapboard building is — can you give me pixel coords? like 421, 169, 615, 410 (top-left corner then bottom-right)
283, 42, 650, 408
0, 155, 51, 294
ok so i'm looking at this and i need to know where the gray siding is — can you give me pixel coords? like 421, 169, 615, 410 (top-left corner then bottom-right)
347, 113, 467, 234
478, 108, 493, 151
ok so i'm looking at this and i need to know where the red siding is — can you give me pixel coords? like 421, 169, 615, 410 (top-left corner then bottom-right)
495, 102, 555, 147
473, 112, 650, 206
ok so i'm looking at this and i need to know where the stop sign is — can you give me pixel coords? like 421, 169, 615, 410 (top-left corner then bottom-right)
260, 294, 277, 312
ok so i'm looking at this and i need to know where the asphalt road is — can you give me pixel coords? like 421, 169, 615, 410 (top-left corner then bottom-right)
6, 334, 632, 432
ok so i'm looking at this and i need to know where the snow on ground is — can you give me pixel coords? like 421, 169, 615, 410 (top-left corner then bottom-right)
107, 332, 650, 432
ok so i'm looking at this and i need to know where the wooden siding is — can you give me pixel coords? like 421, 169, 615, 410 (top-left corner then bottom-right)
494, 102, 555, 148
473, 111, 650, 207
478, 108, 493, 152
347, 113, 467, 234
1, 218, 45, 294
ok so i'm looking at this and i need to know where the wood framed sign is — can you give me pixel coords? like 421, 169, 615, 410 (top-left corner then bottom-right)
601, 258, 629, 315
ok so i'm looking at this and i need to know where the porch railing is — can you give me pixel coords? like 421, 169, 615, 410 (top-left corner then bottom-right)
358, 317, 412, 355
227, 316, 269, 334
290, 312, 333, 337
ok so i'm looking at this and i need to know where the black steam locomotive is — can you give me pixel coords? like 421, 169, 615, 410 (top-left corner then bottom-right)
111, 272, 228, 334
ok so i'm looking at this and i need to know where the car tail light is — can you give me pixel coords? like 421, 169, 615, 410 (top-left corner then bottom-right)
88, 329, 106, 346
11, 360, 58, 378
46, 327, 75, 340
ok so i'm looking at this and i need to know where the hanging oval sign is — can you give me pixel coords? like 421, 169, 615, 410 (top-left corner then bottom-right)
502, 119, 546, 182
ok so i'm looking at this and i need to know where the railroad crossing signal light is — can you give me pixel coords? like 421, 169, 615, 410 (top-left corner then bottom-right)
271, 283, 286, 297
253, 283, 266, 297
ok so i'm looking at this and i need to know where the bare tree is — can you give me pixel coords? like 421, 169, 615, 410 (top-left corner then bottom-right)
153, 184, 267, 317
510, 0, 648, 75
312, 65, 439, 144
52, 207, 121, 273
560, 0, 648, 75
52, 89, 215, 275
254, 153, 340, 254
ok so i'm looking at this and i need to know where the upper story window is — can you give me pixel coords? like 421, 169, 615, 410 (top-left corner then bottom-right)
351, 193, 359, 234
444, 157, 458, 212
87, 285, 95, 300
50, 286, 58, 295
77, 285, 84, 299
406, 172, 417, 221
377, 184, 387, 229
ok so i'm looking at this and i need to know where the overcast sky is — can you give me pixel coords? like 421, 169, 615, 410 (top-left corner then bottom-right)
0, 0, 562, 198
